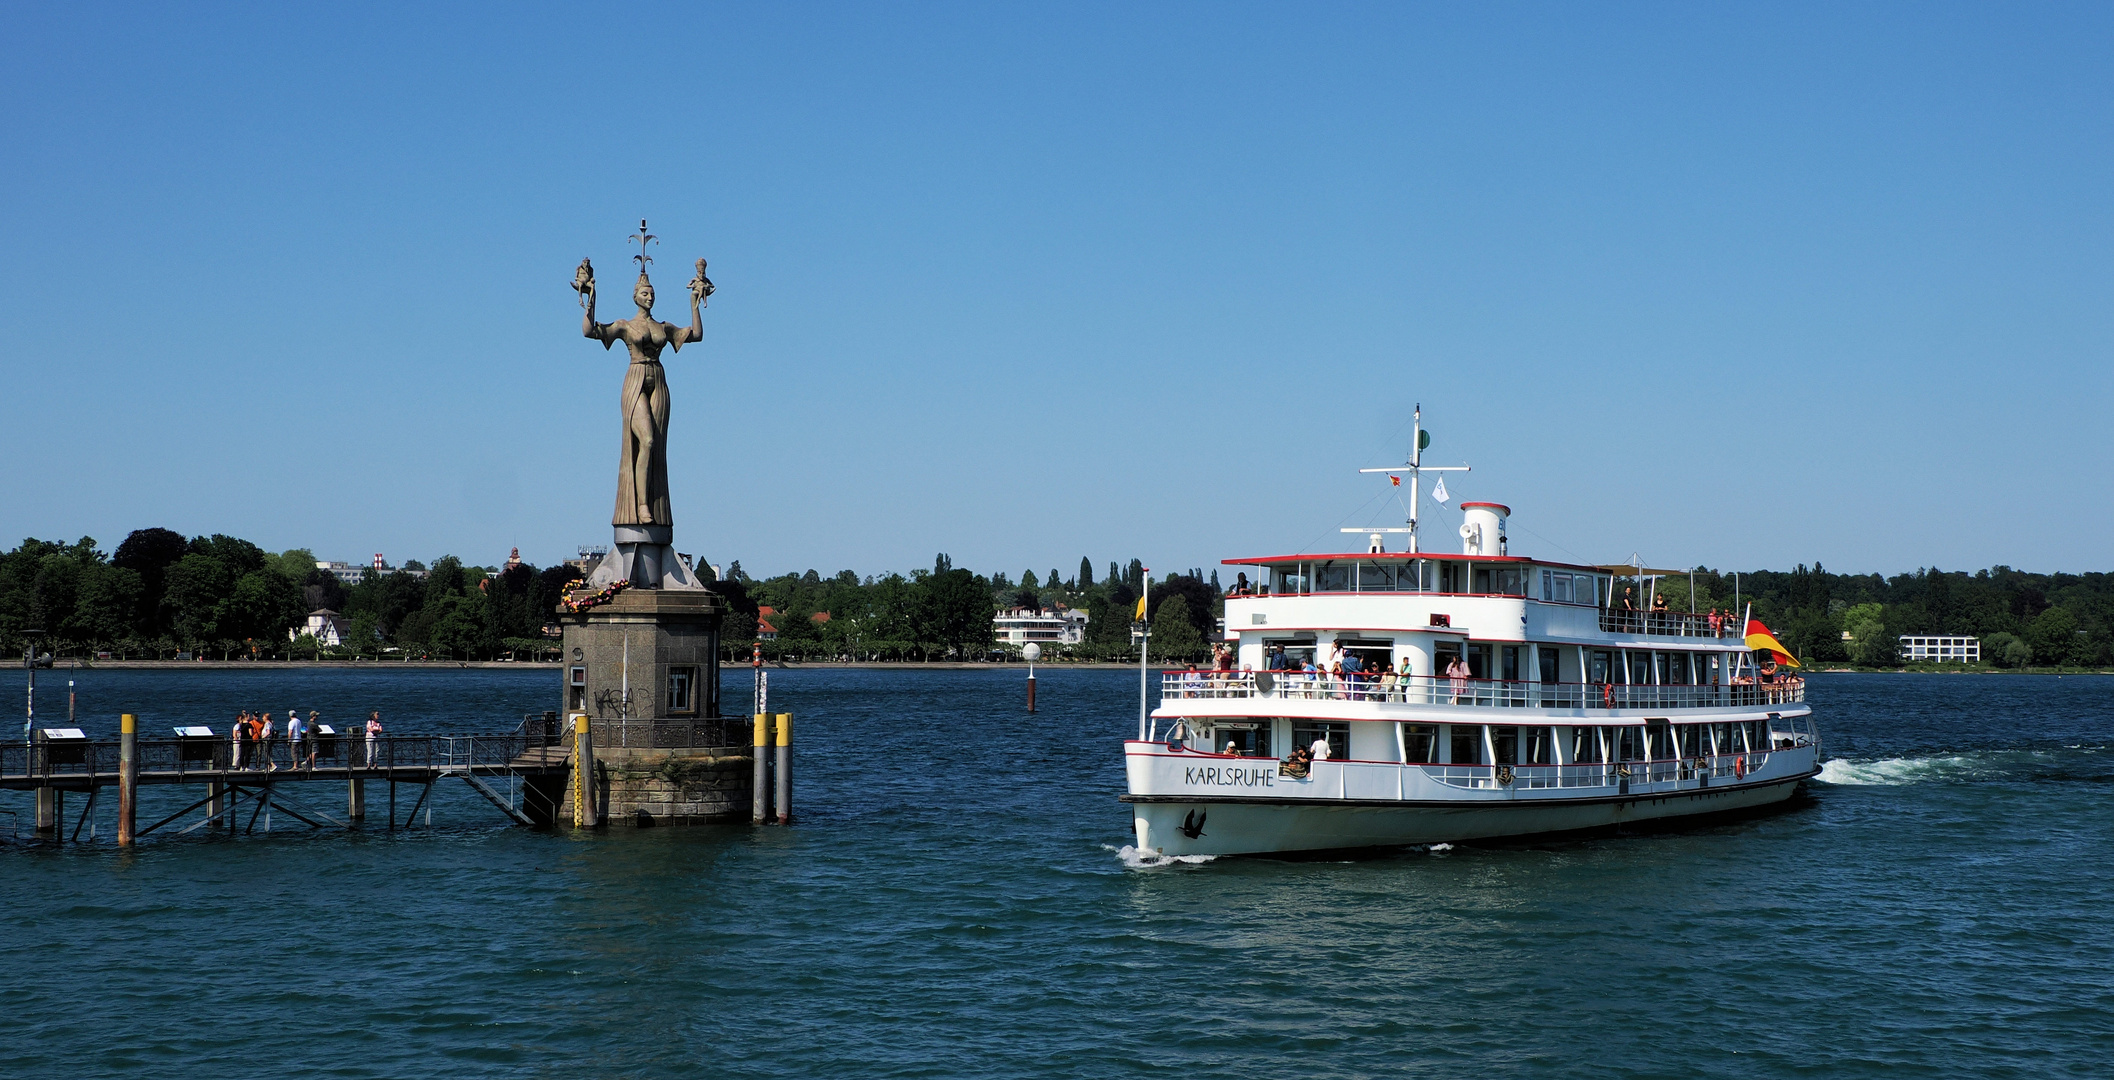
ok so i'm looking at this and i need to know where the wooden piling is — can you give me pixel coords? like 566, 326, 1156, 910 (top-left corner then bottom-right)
348, 777, 365, 821
773, 712, 792, 825
752, 712, 768, 825
117, 714, 138, 845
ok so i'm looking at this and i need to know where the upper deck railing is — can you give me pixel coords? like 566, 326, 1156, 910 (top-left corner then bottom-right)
1159, 671, 1804, 710
1598, 609, 1741, 639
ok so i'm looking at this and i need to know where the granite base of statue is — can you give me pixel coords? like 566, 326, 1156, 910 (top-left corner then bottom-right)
534, 227, 746, 828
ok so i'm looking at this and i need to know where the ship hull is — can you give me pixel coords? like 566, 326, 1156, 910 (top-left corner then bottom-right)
1127, 769, 1814, 857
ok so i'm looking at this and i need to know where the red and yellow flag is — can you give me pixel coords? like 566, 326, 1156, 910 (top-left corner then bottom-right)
1745, 617, 1800, 668
1390, 475, 1401, 487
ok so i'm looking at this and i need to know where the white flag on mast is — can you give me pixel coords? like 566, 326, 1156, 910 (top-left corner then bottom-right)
1432, 476, 1450, 504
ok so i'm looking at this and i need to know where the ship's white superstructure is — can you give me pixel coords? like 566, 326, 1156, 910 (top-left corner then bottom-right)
1123, 408, 1819, 856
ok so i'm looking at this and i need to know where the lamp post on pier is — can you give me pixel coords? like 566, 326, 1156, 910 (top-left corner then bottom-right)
22, 629, 43, 751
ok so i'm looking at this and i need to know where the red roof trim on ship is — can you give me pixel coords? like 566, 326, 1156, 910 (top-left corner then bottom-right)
1222, 552, 1613, 574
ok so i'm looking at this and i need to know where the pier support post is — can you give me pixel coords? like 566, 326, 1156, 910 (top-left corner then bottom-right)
117, 714, 138, 845
35, 786, 59, 839
773, 712, 792, 825
348, 778, 365, 821
207, 780, 225, 827
751, 712, 768, 825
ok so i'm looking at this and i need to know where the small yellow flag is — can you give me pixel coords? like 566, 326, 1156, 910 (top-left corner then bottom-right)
1135, 597, 1148, 621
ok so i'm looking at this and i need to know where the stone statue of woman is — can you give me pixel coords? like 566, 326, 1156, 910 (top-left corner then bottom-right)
575, 253, 712, 526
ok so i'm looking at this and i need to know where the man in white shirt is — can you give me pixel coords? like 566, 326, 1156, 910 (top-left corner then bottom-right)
1310, 733, 1332, 761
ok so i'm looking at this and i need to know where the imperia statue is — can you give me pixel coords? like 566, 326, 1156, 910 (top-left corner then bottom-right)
573, 220, 713, 528
568, 220, 713, 591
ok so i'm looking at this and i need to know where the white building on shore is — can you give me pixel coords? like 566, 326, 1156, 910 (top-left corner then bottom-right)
316, 554, 427, 584
993, 607, 1088, 646
1899, 634, 1979, 662
290, 609, 354, 646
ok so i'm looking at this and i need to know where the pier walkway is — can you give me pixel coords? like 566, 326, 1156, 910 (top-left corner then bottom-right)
0, 716, 580, 839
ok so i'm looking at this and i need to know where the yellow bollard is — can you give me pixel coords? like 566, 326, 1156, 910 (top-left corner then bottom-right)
774, 713, 792, 825
572, 713, 597, 828
752, 712, 769, 825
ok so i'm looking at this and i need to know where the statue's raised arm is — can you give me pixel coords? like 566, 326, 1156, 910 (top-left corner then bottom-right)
575, 257, 620, 348
674, 258, 713, 349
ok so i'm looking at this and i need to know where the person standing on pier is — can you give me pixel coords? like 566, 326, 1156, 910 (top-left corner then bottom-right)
365, 711, 382, 768
231, 711, 249, 770
260, 712, 277, 772
286, 711, 306, 771
305, 711, 322, 769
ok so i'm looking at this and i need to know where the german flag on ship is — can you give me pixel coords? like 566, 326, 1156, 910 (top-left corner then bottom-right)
1744, 607, 1800, 668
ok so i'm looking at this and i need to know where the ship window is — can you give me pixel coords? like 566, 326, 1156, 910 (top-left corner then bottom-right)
1590, 650, 1614, 684
1501, 646, 1521, 684
1522, 726, 1552, 765
1211, 722, 1271, 758
1448, 725, 1486, 765
1467, 644, 1492, 680
1676, 724, 1700, 757
1712, 723, 1732, 755
1474, 567, 1492, 593
1646, 720, 1671, 759
1492, 725, 1519, 764
1495, 567, 1524, 596
1401, 724, 1438, 763
1628, 652, 1651, 686
1614, 726, 1645, 761
1292, 721, 1348, 761
1571, 726, 1605, 764
1538, 647, 1561, 685
1358, 561, 1396, 591
1317, 563, 1350, 592
1434, 642, 1461, 680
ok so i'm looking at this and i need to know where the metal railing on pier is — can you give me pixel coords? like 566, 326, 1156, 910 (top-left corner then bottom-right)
1160, 672, 1806, 709
0, 732, 559, 786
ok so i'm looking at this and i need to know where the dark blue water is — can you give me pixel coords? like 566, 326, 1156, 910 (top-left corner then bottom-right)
1, 669, 2108, 1078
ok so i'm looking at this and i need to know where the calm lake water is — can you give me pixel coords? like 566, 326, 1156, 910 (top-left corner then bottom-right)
1, 668, 2108, 1078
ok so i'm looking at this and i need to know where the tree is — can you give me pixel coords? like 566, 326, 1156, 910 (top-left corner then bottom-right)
1982, 632, 2025, 668
2026, 606, 2081, 667
918, 568, 993, 660
1021, 569, 1038, 589
1079, 557, 1094, 589
1151, 595, 1204, 654
112, 527, 187, 637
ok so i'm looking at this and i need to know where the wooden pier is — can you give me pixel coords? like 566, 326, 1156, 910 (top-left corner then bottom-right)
0, 715, 582, 841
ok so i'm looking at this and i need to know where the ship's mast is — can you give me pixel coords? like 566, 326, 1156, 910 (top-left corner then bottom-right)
1358, 403, 1469, 554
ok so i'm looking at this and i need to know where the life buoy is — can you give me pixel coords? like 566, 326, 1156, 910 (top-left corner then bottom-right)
1734, 755, 1746, 779
1601, 683, 1615, 708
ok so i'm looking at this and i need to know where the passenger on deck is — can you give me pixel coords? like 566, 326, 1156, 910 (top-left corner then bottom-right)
1446, 655, 1470, 704
1229, 572, 1253, 596
1396, 658, 1414, 702
1707, 608, 1724, 634
1310, 732, 1333, 761
1284, 743, 1312, 777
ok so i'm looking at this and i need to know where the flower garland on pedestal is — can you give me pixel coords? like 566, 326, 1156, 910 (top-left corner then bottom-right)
561, 579, 632, 614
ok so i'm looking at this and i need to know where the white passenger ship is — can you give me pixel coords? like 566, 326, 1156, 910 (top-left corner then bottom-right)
1124, 409, 1821, 857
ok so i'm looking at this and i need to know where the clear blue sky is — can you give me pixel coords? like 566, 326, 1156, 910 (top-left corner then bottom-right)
4, 4, 2109, 581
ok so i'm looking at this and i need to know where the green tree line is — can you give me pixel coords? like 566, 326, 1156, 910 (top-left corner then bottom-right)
1656, 563, 2112, 668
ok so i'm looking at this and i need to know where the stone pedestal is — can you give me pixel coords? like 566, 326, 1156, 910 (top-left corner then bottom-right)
557, 586, 748, 825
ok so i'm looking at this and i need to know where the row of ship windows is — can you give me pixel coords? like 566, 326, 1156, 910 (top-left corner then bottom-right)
1207, 719, 1776, 764
1271, 563, 1609, 602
